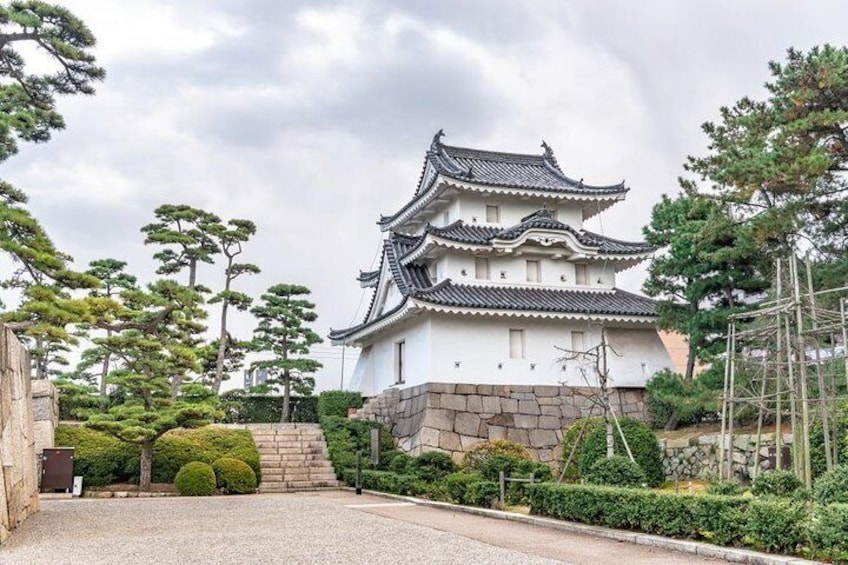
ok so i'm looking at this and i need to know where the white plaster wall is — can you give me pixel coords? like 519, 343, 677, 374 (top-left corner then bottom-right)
439, 249, 615, 289
426, 315, 658, 387
360, 317, 432, 396
454, 194, 584, 229
605, 328, 676, 387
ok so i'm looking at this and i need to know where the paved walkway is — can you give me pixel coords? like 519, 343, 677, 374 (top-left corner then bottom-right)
2, 491, 730, 564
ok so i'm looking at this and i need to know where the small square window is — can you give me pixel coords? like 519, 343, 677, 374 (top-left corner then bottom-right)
509, 329, 525, 359
475, 257, 490, 280
526, 260, 541, 283
486, 205, 500, 223
575, 263, 588, 286
442, 211, 450, 225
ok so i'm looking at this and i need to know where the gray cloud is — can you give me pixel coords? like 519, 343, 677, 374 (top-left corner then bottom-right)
5, 0, 848, 389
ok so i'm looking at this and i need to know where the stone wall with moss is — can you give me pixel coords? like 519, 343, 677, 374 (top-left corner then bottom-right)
356, 382, 646, 464
660, 432, 793, 481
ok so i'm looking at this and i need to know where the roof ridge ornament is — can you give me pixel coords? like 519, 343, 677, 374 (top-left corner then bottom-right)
541, 140, 554, 160
430, 129, 445, 154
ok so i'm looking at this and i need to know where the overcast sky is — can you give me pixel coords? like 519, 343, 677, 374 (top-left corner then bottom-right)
6, 1, 848, 391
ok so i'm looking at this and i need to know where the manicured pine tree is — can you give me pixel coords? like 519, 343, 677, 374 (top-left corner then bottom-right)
86, 279, 218, 491
207, 219, 260, 393
250, 285, 322, 422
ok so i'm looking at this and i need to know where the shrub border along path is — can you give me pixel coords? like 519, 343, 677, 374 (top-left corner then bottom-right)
346, 488, 819, 565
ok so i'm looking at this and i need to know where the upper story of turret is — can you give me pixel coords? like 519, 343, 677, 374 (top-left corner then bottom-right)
377, 130, 629, 235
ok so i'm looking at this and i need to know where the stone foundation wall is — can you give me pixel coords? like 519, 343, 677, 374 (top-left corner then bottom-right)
31, 380, 58, 484
660, 432, 793, 481
357, 383, 646, 464
0, 326, 39, 543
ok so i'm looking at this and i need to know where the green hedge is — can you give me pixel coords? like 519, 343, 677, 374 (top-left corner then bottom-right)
54, 426, 138, 486
340, 469, 427, 496
585, 455, 646, 488
219, 392, 319, 423
528, 483, 749, 545
56, 425, 260, 486
318, 390, 363, 420
528, 483, 848, 559
320, 416, 394, 474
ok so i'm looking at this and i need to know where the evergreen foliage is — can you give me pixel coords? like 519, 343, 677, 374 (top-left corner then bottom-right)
174, 461, 216, 496
317, 390, 364, 420
460, 439, 531, 471
579, 417, 664, 487
813, 464, 848, 505
211, 457, 257, 494
750, 470, 805, 498
584, 455, 647, 488
251, 284, 322, 422
559, 417, 604, 480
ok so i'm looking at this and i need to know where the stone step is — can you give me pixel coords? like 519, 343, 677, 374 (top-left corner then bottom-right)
259, 480, 340, 493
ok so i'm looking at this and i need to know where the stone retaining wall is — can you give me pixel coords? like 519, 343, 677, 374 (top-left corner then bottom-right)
0, 326, 38, 543
660, 431, 793, 481
357, 383, 646, 464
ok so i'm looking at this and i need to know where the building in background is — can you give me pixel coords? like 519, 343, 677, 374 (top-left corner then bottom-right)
243, 368, 269, 390
330, 132, 674, 396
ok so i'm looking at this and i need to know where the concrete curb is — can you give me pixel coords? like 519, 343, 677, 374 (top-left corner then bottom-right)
344, 488, 821, 565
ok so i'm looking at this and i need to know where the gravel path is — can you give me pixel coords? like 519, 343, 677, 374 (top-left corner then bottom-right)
2, 494, 561, 565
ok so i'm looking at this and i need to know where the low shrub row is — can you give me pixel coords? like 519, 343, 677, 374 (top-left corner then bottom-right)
218, 391, 319, 423
56, 425, 260, 486
340, 468, 501, 507
528, 483, 848, 560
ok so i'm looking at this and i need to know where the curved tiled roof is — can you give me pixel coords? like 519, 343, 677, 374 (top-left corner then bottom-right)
379, 131, 628, 228
413, 283, 657, 317
400, 210, 654, 260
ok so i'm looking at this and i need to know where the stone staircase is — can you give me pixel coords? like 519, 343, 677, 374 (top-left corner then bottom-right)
246, 423, 340, 493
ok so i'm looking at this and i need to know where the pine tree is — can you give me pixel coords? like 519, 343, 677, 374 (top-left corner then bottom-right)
643, 190, 769, 380
250, 285, 322, 422
207, 219, 259, 392
86, 279, 218, 491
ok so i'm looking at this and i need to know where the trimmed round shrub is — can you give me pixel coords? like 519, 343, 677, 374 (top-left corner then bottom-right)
412, 451, 457, 482
706, 479, 743, 496
212, 457, 257, 494
813, 464, 848, 505
462, 440, 531, 471
560, 417, 604, 481
751, 470, 804, 498
579, 417, 664, 486
584, 455, 646, 488
174, 461, 216, 496
387, 453, 415, 475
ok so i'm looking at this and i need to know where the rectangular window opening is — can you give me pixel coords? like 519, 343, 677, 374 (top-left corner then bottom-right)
486, 205, 500, 224
572, 331, 585, 352
395, 341, 405, 384
526, 260, 541, 283
509, 329, 525, 359
475, 257, 490, 280
575, 263, 588, 286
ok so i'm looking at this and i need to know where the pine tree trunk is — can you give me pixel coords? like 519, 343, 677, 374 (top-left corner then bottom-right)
99, 328, 112, 409
139, 442, 154, 492
685, 341, 696, 382
213, 264, 232, 393
281, 375, 291, 423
